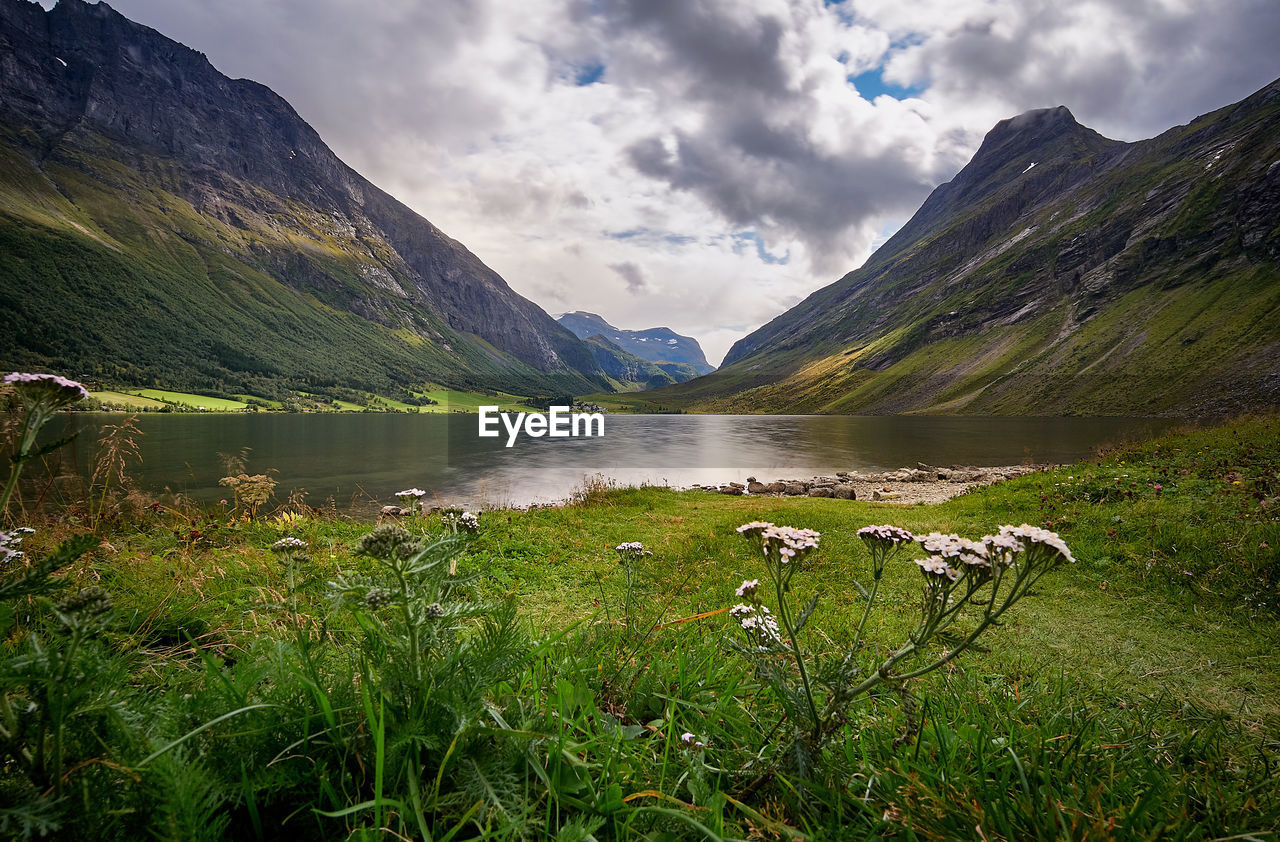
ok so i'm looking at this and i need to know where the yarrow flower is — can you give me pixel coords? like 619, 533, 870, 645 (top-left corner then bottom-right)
395, 488, 427, 499
363, 587, 393, 610
271, 537, 308, 553
998, 524, 1074, 564
740, 523, 820, 563
735, 579, 760, 598
729, 602, 781, 645
915, 556, 959, 581
917, 532, 989, 569
857, 525, 916, 546
355, 524, 421, 560
615, 541, 652, 561
4, 372, 89, 405
55, 586, 113, 619
0, 528, 33, 566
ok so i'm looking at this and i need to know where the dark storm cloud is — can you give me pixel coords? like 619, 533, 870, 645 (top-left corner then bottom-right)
886, 0, 1280, 140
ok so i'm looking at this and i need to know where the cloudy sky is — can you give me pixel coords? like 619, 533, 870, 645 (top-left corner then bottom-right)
44, 0, 1280, 364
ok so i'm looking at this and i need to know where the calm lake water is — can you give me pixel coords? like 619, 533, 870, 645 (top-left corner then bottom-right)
51, 413, 1185, 511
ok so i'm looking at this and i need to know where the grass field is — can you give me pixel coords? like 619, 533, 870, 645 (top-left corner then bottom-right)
130, 388, 250, 410
1, 413, 1277, 839
89, 389, 168, 409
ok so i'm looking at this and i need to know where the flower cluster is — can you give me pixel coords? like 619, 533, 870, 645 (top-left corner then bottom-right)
735, 578, 760, 598
0, 527, 34, 567
355, 524, 421, 561
442, 510, 480, 533
998, 524, 1075, 564
856, 524, 915, 546
729, 602, 781, 645
55, 586, 113, 620
396, 488, 427, 508
4, 372, 89, 405
615, 541, 652, 561
364, 587, 393, 610
271, 537, 308, 554
737, 522, 821, 564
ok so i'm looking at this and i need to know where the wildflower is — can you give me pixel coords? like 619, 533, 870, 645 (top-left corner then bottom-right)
998, 524, 1074, 564
615, 541, 652, 561
396, 488, 427, 510
857, 524, 915, 546
355, 524, 421, 560
735, 521, 773, 535
56, 586, 113, 619
915, 556, 959, 581
735, 578, 760, 598
729, 602, 781, 645
752, 524, 820, 563
363, 587, 393, 610
3, 372, 89, 405
425, 602, 445, 618
679, 732, 707, 749
271, 537, 308, 553
0, 529, 31, 566
459, 511, 479, 532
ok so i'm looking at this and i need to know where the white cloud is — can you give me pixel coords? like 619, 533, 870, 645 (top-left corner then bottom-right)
52, 0, 1280, 364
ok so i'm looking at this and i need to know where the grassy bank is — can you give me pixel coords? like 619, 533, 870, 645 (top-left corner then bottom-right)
0, 414, 1277, 839
87, 385, 540, 414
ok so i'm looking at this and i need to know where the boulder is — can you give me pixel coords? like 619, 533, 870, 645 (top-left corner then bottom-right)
808, 487, 833, 498
765, 482, 787, 493
746, 481, 767, 494
833, 485, 856, 500
784, 482, 806, 496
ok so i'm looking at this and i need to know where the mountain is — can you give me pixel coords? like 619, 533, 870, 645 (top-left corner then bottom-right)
557, 311, 715, 375
641, 81, 1280, 416
579, 333, 702, 391
0, 0, 610, 398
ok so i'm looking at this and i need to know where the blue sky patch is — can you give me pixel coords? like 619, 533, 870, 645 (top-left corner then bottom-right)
574, 62, 605, 86
849, 67, 924, 101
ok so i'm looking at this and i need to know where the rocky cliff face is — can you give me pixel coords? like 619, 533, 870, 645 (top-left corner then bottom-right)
557, 311, 715, 375
0, 0, 606, 394
654, 79, 1280, 416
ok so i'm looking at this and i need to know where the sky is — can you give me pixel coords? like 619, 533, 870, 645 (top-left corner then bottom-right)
40, 0, 1280, 365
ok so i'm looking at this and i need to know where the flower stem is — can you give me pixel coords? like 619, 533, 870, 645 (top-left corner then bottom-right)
772, 571, 821, 744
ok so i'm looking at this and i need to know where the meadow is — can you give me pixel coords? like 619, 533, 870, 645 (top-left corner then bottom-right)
1, 399, 1277, 840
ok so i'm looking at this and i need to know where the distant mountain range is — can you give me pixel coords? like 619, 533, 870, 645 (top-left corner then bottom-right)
557, 311, 715, 375
641, 80, 1280, 415
0, 0, 611, 399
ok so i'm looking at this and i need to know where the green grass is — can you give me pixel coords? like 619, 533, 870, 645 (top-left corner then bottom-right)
89, 389, 168, 409
2, 414, 1277, 838
130, 389, 250, 411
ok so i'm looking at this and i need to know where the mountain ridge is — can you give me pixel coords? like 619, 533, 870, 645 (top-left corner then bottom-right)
645, 79, 1280, 415
0, 0, 609, 397
557, 311, 715, 375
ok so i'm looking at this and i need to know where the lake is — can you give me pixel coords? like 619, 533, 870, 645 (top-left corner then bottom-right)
49, 413, 1185, 512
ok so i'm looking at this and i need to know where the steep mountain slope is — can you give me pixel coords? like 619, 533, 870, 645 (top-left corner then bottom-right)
0, 0, 609, 397
579, 333, 702, 391
557, 311, 715, 375
645, 82, 1280, 416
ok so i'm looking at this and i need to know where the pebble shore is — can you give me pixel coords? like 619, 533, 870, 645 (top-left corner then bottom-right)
692, 463, 1050, 505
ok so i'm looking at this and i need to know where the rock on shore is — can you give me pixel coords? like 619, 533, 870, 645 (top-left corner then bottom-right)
694, 463, 1048, 504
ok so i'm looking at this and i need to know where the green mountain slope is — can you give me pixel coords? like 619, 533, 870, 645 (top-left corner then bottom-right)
0, 0, 609, 398
642, 83, 1280, 416
579, 333, 702, 391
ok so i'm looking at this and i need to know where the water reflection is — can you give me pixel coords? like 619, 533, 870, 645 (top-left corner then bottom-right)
52, 412, 1184, 511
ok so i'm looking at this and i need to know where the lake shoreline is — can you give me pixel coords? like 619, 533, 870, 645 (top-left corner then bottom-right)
693, 463, 1050, 504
